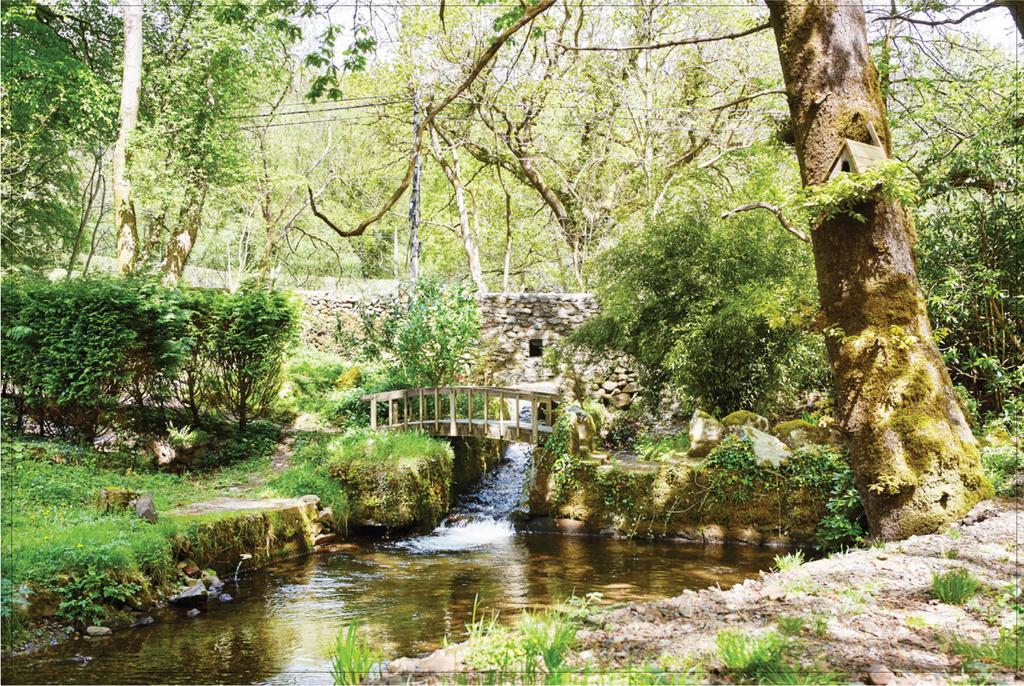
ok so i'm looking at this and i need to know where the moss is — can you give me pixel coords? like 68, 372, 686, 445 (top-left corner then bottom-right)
722, 411, 768, 428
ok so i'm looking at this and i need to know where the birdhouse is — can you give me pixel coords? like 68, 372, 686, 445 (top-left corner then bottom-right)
828, 123, 888, 180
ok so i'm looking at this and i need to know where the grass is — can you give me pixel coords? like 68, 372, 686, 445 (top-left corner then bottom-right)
331, 621, 379, 685
932, 569, 982, 605
773, 550, 805, 572
949, 627, 1022, 671
0, 432, 291, 638
776, 615, 805, 635
715, 630, 843, 684
269, 462, 350, 531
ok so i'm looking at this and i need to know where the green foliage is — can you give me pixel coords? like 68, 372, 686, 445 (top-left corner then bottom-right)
57, 566, 140, 626
931, 569, 981, 605
1, 275, 191, 438
798, 160, 920, 224
773, 550, 805, 573
355, 277, 481, 388
980, 445, 1023, 497
572, 165, 827, 416
202, 285, 299, 430
270, 462, 349, 531
775, 615, 805, 636
715, 630, 789, 683
949, 626, 1023, 671
814, 460, 867, 552
331, 621, 379, 686
280, 348, 379, 429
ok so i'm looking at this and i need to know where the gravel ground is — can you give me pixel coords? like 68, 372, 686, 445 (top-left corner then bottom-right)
567, 499, 1021, 684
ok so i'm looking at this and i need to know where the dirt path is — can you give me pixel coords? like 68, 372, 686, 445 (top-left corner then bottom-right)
270, 430, 296, 473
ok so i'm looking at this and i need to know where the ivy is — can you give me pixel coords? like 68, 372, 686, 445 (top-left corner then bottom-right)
799, 160, 920, 224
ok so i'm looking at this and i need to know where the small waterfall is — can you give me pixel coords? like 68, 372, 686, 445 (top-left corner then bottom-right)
399, 443, 531, 553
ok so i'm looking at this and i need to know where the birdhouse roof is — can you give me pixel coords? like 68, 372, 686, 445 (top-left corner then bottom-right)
829, 138, 888, 177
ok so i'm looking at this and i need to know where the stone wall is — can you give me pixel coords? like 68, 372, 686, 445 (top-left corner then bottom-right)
295, 290, 640, 406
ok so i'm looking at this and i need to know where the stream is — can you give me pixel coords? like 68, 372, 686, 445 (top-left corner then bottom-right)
2, 444, 778, 685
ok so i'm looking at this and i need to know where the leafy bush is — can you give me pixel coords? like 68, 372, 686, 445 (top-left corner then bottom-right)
355, 277, 480, 387
981, 445, 1022, 497
571, 182, 827, 416
203, 285, 299, 431
931, 569, 981, 605
1, 275, 190, 438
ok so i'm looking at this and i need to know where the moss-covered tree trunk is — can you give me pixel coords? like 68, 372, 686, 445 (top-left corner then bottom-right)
765, 0, 991, 539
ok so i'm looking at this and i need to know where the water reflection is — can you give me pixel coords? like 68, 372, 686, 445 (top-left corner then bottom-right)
3, 533, 776, 685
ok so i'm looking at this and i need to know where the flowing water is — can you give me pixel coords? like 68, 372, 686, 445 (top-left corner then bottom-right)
3, 444, 778, 685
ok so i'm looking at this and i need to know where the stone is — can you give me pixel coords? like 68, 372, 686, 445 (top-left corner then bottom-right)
134, 493, 157, 523
722, 410, 770, 432
218, 593, 234, 603
298, 494, 321, 507
186, 608, 201, 618
131, 616, 154, 628
866, 664, 894, 685
201, 571, 224, 591
314, 533, 337, 546
317, 507, 334, 525
417, 649, 457, 675
737, 427, 791, 468
85, 626, 111, 637
611, 393, 632, 409
169, 581, 208, 608
771, 419, 830, 450
688, 410, 725, 458
181, 561, 201, 577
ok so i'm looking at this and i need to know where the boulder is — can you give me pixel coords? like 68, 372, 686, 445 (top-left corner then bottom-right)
85, 625, 111, 637
722, 410, 770, 433
134, 494, 158, 523
169, 581, 208, 609
688, 410, 725, 458
737, 427, 791, 468
201, 570, 224, 592
771, 419, 830, 450
186, 608, 201, 619
316, 507, 334, 526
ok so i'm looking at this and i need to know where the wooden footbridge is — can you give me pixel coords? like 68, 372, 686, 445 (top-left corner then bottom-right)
362, 386, 559, 444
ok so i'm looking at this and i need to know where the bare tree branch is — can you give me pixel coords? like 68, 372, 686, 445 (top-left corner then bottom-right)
711, 88, 787, 111
310, 0, 556, 238
875, 0, 1021, 38
558, 21, 770, 52
721, 202, 809, 243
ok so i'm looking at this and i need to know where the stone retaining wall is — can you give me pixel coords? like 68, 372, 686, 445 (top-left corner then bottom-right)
296, 290, 640, 407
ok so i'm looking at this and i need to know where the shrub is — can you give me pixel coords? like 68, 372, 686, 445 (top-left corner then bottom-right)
569, 170, 828, 416
1, 276, 190, 438
981, 444, 1023, 497
931, 568, 981, 605
355, 277, 480, 387
204, 285, 299, 431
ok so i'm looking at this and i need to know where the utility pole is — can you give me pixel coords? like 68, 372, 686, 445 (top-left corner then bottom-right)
408, 89, 422, 281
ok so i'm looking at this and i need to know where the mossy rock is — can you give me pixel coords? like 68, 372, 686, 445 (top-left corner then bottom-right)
688, 410, 725, 458
97, 487, 139, 513
772, 419, 831, 450
722, 410, 770, 432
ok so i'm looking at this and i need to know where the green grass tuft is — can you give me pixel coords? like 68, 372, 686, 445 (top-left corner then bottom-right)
932, 568, 981, 605
773, 550, 805, 572
331, 621, 379, 685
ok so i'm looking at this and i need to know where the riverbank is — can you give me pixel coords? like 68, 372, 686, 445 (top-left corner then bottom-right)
385, 498, 1021, 684
0, 427, 481, 652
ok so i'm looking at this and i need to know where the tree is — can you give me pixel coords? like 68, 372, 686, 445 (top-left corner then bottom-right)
764, 0, 991, 539
112, 0, 142, 274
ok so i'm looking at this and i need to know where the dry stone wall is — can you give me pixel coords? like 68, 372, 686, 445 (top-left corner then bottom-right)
295, 290, 640, 406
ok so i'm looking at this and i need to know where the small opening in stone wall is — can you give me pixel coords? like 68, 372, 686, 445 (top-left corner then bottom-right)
528, 338, 544, 358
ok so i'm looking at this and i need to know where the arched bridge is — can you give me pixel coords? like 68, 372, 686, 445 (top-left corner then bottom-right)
362, 386, 559, 444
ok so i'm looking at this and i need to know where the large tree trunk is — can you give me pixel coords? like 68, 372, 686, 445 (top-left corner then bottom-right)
766, 0, 991, 540
112, 0, 142, 274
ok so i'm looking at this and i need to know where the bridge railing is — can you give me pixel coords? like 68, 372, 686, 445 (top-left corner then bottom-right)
361, 386, 560, 444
